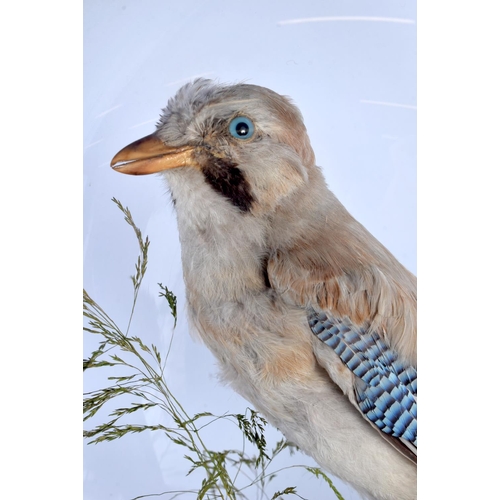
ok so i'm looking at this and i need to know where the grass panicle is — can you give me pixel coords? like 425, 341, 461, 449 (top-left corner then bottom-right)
84, 198, 344, 500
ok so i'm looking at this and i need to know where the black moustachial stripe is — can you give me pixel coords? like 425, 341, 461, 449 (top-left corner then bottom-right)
201, 157, 254, 212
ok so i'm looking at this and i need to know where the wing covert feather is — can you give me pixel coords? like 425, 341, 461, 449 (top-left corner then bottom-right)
308, 309, 417, 461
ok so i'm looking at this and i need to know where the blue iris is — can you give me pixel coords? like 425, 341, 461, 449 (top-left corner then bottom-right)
229, 116, 255, 140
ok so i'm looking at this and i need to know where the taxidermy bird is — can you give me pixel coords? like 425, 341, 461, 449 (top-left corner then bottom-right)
111, 79, 417, 500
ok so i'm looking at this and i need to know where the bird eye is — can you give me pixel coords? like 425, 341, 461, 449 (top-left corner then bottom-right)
229, 116, 255, 140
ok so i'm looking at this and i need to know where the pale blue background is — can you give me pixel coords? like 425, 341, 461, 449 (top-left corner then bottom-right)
84, 1, 416, 498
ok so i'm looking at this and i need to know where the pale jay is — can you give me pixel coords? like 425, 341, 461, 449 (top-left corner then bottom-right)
111, 79, 417, 500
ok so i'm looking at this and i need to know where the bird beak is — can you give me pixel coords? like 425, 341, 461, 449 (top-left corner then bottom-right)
110, 134, 197, 175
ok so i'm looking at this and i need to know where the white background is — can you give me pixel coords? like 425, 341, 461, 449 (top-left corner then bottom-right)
83, 1, 415, 499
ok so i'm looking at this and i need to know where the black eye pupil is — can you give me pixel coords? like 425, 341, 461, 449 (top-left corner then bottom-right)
235, 122, 249, 136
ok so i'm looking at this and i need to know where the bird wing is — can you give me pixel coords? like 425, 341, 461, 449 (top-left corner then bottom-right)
265, 183, 417, 461
267, 239, 417, 462
307, 308, 417, 463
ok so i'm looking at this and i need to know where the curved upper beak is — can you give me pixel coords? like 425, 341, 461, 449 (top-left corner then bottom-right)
110, 134, 197, 175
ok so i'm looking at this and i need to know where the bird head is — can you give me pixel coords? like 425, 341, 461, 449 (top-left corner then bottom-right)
111, 79, 316, 215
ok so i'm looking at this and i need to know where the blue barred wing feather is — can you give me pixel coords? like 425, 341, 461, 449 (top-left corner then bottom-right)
308, 309, 417, 457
